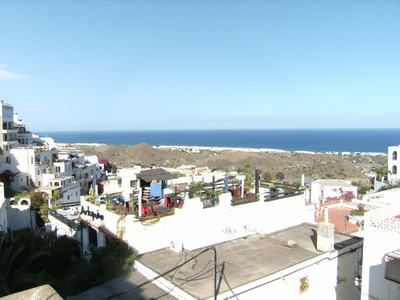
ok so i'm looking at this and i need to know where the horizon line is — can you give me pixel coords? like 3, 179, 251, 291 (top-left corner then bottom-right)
36, 128, 400, 133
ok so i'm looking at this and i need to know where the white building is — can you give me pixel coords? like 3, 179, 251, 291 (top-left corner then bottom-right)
0, 101, 34, 172
136, 222, 362, 300
361, 206, 400, 300
0, 101, 19, 169
311, 179, 358, 204
9, 147, 58, 189
388, 145, 400, 184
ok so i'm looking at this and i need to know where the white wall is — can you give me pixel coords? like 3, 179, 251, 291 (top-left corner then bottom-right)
10, 148, 36, 178
8, 204, 35, 231
80, 192, 310, 254
388, 146, 400, 184
311, 180, 357, 204
136, 241, 362, 300
361, 208, 400, 300
0, 183, 8, 232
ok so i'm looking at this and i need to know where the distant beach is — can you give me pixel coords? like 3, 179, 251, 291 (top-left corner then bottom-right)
40, 129, 400, 153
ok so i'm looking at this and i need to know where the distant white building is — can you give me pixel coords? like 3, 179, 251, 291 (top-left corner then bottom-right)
388, 145, 400, 184
0, 101, 34, 172
10, 147, 58, 188
311, 179, 358, 204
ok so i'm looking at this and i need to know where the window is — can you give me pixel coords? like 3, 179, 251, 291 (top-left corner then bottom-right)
88, 226, 98, 248
394, 151, 398, 161
385, 250, 400, 283
393, 165, 398, 175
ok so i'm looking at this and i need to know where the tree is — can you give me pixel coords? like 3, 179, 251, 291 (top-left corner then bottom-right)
30, 192, 48, 211
29, 192, 49, 227
0, 234, 49, 296
110, 163, 118, 174
276, 172, 285, 181
262, 172, 272, 182
243, 163, 253, 190
52, 189, 61, 201
374, 166, 389, 181
87, 185, 96, 203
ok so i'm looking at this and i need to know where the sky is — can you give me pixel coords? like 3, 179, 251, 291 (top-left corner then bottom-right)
0, 0, 399, 131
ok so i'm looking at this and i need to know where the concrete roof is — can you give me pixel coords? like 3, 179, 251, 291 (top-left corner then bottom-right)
138, 223, 360, 299
69, 271, 176, 300
138, 223, 348, 299
2, 284, 63, 300
313, 180, 354, 187
269, 223, 351, 253
51, 176, 74, 181
37, 186, 60, 191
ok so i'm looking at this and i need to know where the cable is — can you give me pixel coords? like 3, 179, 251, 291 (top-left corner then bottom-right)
222, 271, 240, 300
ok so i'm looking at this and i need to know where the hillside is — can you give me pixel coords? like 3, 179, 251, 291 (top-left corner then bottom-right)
76, 144, 386, 184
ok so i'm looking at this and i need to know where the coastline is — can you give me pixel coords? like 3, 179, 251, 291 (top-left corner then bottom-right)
60, 142, 386, 156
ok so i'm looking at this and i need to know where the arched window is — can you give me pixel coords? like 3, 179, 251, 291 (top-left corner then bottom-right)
54, 182, 60, 186
394, 151, 398, 160
20, 200, 29, 205
393, 165, 398, 175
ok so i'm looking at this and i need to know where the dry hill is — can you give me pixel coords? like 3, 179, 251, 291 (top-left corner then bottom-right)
76, 144, 386, 184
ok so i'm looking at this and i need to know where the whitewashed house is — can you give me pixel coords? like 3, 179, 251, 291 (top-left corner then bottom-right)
361, 206, 400, 300
388, 145, 400, 185
311, 179, 358, 204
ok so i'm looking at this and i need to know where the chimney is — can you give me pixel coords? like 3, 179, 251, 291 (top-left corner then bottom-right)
317, 207, 335, 252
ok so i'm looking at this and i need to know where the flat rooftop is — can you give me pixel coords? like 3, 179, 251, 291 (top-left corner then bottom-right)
138, 223, 358, 299
314, 179, 354, 187
70, 270, 175, 300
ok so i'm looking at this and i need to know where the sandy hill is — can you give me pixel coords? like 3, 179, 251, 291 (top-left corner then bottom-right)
76, 144, 386, 184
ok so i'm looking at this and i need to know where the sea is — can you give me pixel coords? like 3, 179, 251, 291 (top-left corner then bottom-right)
37, 129, 400, 153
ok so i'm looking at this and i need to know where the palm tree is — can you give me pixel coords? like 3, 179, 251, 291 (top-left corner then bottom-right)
0, 234, 49, 296
374, 166, 389, 182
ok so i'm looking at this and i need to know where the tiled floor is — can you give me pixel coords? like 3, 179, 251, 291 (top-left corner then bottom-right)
316, 206, 360, 234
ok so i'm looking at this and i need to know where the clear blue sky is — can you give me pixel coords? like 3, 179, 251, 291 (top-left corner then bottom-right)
0, 0, 399, 131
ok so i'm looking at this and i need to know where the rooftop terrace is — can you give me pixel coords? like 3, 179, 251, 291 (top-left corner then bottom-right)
138, 223, 359, 299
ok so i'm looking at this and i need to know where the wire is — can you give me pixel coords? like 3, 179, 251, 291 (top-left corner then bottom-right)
222, 271, 240, 300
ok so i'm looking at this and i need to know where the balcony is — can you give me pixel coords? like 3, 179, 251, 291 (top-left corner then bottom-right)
2, 129, 18, 134
3, 140, 18, 146
385, 249, 400, 283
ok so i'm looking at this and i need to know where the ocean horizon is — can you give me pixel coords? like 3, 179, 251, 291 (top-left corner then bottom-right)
38, 129, 400, 152
37, 129, 400, 153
